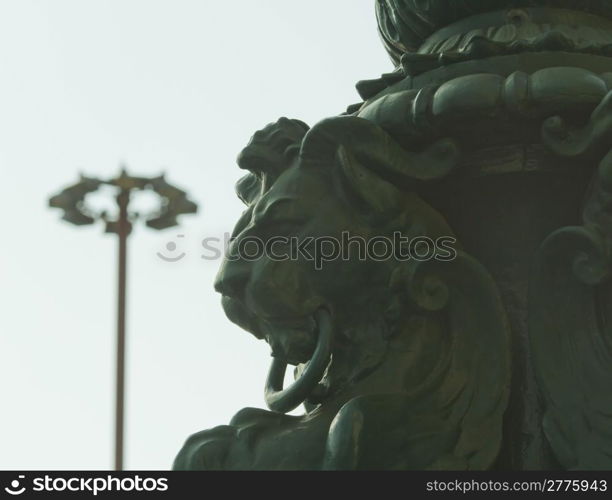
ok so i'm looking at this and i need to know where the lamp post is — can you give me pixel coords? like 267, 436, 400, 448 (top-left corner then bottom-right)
49, 169, 198, 470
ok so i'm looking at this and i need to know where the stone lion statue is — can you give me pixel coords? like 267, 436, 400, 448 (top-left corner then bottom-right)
173, 114, 511, 470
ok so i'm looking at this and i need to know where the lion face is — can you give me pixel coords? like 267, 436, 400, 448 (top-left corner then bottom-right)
216, 116, 457, 372
215, 162, 393, 365
181, 113, 510, 468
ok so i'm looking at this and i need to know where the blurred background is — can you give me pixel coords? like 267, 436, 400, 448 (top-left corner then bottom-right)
0, 0, 390, 470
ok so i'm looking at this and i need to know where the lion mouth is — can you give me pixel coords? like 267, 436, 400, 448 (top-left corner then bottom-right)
264, 307, 334, 413
262, 315, 319, 365
221, 295, 323, 365
221, 296, 334, 413
220, 296, 263, 339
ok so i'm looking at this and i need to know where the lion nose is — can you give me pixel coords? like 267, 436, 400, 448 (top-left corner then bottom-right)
214, 262, 250, 298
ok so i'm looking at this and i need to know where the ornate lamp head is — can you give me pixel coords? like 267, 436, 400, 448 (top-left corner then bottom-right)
376, 0, 612, 64
49, 170, 198, 234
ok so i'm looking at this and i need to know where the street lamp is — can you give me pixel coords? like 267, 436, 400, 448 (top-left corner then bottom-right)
49, 168, 198, 471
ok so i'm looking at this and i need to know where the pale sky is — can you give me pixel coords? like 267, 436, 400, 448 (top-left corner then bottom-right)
0, 0, 390, 470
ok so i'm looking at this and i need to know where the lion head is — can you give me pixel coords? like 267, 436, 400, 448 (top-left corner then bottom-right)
190, 113, 511, 470
220, 121, 453, 357
216, 113, 506, 413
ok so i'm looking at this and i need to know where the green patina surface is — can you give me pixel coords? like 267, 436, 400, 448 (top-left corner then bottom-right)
174, 1, 612, 470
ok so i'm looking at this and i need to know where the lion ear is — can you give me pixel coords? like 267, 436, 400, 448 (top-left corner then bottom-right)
336, 145, 401, 215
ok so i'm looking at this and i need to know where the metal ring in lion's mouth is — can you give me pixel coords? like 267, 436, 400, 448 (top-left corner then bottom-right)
264, 308, 333, 414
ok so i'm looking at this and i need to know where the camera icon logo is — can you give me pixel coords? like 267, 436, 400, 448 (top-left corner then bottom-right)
4, 475, 26, 496
157, 234, 187, 262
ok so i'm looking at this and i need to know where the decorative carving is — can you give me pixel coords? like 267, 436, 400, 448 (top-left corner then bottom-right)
358, 68, 612, 145
531, 93, 612, 469
174, 1, 612, 471
174, 114, 511, 470
376, 0, 612, 63
401, 33, 612, 77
